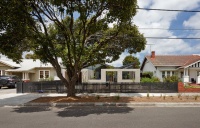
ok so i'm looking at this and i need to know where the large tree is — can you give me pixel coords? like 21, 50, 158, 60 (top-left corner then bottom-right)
0, 0, 146, 97
122, 55, 140, 68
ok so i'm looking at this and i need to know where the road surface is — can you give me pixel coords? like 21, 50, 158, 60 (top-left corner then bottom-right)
0, 106, 199, 128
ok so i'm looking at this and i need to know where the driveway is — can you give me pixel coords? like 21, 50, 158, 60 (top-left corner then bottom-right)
0, 88, 43, 107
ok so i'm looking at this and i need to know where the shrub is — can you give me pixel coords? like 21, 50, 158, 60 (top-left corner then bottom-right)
114, 95, 120, 100
141, 72, 153, 78
147, 92, 150, 98
95, 95, 100, 100
141, 76, 160, 83
163, 75, 179, 82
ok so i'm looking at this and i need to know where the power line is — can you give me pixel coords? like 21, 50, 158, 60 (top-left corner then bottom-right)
138, 28, 200, 31
144, 37, 200, 40
137, 8, 200, 12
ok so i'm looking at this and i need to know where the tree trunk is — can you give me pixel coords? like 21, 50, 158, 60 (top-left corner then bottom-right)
67, 83, 76, 97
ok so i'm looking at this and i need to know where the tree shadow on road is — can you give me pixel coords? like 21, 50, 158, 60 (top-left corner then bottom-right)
12, 106, 134, 117
12, 106, 51, 113
56, 106, 134, 117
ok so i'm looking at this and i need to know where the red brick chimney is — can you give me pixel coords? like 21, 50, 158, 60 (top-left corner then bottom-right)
151, 51, 155, 58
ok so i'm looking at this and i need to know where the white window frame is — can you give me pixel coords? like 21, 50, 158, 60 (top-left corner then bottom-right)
162, 71, 176, 78
167, 71, 170, 77
0, 70, 5, 76
39, 70, 50, 79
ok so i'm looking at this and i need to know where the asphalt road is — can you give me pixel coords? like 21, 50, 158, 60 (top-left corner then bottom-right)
0, 106, 200, 128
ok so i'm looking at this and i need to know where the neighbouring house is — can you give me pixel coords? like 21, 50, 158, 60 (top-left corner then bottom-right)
141, 51, 200, 84
81, 64, 140, 83
0, 59, 66, 81
1, 58, 140, 83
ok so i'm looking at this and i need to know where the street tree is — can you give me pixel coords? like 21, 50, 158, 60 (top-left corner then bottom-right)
122, 55, 140, 68
25, 53, 39, 59
0, 0, 146, 97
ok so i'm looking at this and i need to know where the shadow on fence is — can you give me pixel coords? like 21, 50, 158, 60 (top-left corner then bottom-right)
17, 81, 178, 93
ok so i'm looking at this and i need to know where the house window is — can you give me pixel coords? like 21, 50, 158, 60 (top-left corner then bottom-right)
39, 70, 50, 79
162, 71, 176, 78
122, 71, 135, 80
106, 71, 117, 82
45, 71, 49, 78
162, 71, 165, 78
167, 71, 170, 77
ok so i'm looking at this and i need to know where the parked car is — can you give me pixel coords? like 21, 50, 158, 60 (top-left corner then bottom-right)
0, 75, 21, 89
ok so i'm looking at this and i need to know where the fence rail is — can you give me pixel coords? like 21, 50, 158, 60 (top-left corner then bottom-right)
17, 81, 178, 93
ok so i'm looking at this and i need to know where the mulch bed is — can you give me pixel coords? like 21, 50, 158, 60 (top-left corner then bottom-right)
30, 95, 200, 103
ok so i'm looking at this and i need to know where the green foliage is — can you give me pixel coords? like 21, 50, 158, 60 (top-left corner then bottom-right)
122, 55, 140, 68
0, 0, 33, 62
141, 72, 153, 78
141, 77, 160, 83
163, 75, 179, 82
147, 92, 150, 98
0, 0, 146, 96
95, 95, 100, 100
25, 54, 39, 60
39, 77, 54, 81
114, 95, 120, 100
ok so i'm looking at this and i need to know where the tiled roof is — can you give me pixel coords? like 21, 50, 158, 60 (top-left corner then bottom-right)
146, 55, 200, 67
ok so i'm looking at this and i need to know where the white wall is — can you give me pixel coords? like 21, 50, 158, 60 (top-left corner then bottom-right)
81, 69, 140, 83
142, 60, 156, 73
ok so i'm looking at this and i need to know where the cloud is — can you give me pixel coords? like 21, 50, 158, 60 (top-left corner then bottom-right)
106, 0, 200, 67
183, 13, 200, 28
132, 0, 200, 58
107, 52, 127, 67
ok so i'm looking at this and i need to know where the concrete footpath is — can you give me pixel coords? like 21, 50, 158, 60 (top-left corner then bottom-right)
1, 92, 200, 107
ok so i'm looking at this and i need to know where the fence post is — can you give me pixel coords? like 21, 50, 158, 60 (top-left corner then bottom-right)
109, 82, 111, 92
56, 84, 59, 93
120, 83, 122, 93
22, 81, 24, 93
149, 83, 152, 93
106, 82, 110, 93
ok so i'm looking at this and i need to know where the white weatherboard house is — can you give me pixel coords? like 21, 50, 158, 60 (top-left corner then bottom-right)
141, 51, 200, 84
0, 59, 65, 81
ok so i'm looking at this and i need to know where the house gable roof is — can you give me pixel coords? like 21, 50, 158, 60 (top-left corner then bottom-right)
141, 54, 200, 70
0, 60, 21, 68
5, 59, 53, 72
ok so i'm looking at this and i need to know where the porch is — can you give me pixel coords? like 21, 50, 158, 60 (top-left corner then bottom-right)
182, 62, 200, 84
5, 71, 33, 82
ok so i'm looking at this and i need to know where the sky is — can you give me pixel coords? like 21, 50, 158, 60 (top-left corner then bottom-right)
1, 0, 200, 67
109, 0, 200, 67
